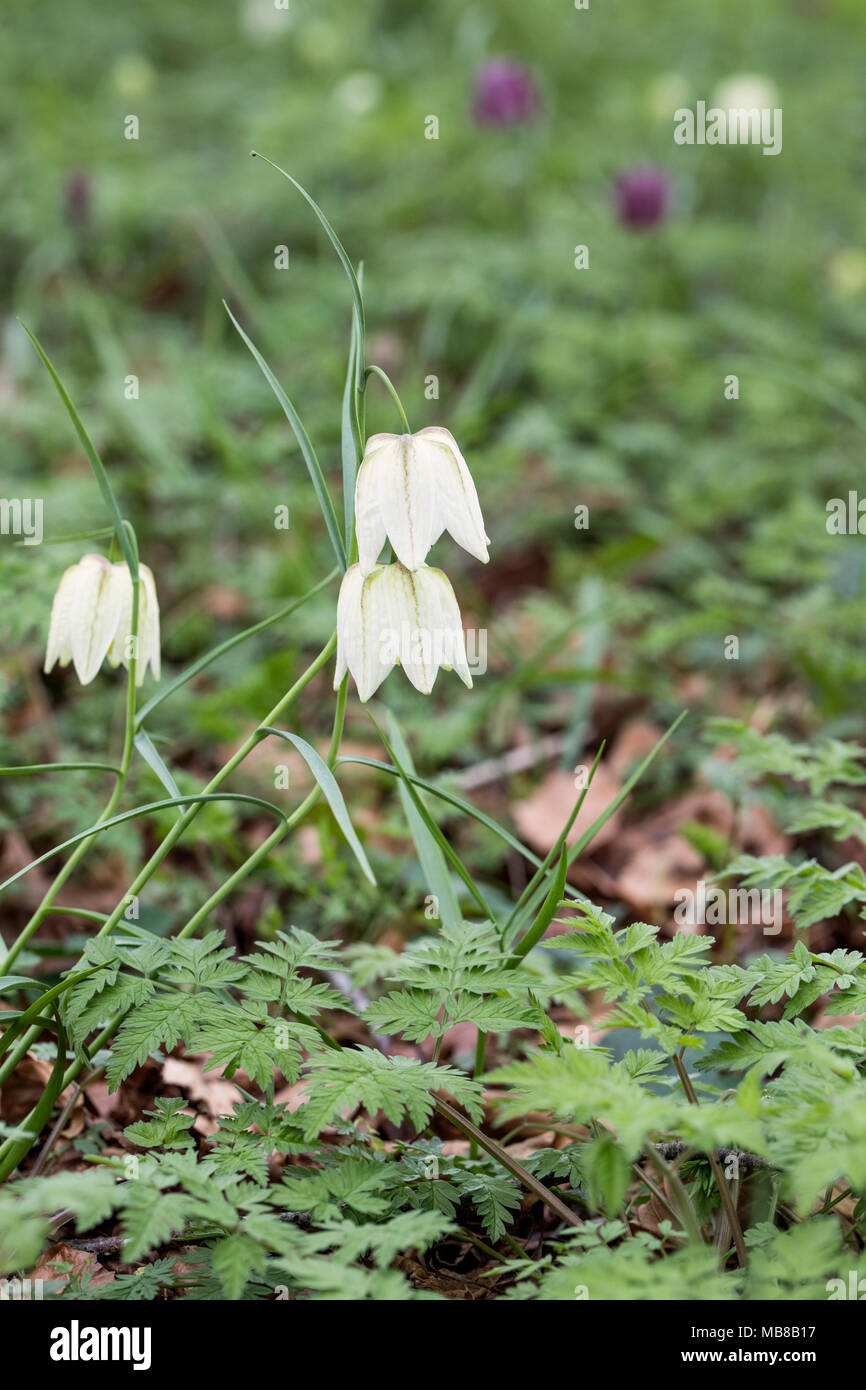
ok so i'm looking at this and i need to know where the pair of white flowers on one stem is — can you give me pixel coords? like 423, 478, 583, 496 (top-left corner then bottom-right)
335, 426, 489, 701
43, 426, 487, 704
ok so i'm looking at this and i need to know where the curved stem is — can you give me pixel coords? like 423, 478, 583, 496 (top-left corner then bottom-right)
172, 675, 349, 941
93, 631, 337, 943
0, 763, 120, 778
59, 676, 347, 1098
672, 1051, 747, 1267
2, 576, 140, 974
364, 365, 410, 433
642, 1141, 705, 1246
0, 633, 337, 1101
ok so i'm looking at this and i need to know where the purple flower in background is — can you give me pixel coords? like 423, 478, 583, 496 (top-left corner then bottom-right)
614, 167, 673, 230
473, 59, 540, 127
63, 170, 91, 228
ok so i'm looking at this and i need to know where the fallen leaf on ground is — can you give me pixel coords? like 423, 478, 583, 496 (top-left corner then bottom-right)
28, 1242, 115, 1291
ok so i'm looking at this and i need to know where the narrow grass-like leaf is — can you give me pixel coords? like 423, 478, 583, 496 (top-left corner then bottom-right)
224, 301, 347, 571
341, 306, 361, 547
34, 526, 115, 547
369, 714, 491, 921
567, 710, 687, 863
0, 970, 99, 1057
18, 321, 137, 577
0, 763, 120, 778
0, 977, 43, 994
433, 1097, 581, 1230
249, 153, 365, 363
510, 845, 568, 963
380, 713, 462, 930
505, 742, 604, 939
0, 794, 289, 897
261, 728, 375, 885
335, 754, 585, 904
134, 730, 186, 816
510, 710, 689, 931
0, 1021, 69, 1182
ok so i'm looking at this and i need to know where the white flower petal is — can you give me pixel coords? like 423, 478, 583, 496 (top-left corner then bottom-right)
354, 446, 389, 575
335, 564, 363, 691
68, 555, 118, 685
415, 427, 490, 564
105, 564, 133, 670
383, 563, 438, 693
335, 563, 397, 702
138, 565, 161, 682
374, 435, 438, 572
413, 565, 473, 690
44, 563, 80, 673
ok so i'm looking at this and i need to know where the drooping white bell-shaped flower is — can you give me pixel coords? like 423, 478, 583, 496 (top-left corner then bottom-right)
44, 554, 161, 686
354, 427, 490, 575
334, 561, 473, 702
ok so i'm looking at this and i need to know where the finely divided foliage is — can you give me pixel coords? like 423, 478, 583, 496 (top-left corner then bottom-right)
3, 178, 866, 1304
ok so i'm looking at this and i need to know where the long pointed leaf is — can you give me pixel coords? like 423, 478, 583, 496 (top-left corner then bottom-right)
224, 302, 347, 571
0, 1021, 69, 1181
0, 763, 119, 778
510, 710, 689, 931
0, 969, 98, 1057
369, 715, 490, 920
261, 728, 375, 885
380, 713, 462, 930
335, 753, 584, 902
0, 793, 290, 897
341, 306, 361, 546
134, 730, 186, 816
18, 321, 138, 578
249, 153, 365, 359
510, 845, 568, 963
505, 742, 604, 938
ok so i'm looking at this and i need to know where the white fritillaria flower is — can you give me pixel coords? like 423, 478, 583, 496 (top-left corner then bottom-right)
334, 561, 473, 702
354, 427, 490, 575
44, 554, 161, 686
712, 73, 779, 116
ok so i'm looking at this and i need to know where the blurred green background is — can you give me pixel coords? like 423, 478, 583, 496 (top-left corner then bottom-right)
2, 0, 865, 941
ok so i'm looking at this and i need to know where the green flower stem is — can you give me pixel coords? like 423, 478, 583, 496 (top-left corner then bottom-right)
92, 630, 337, 944
1, 572, 140, 975
1, 670, 582, 1234
642, 1141, 705, 1246
0, 763, 121, 778
363, 365, 410, 433
170, 677, 348, 943
504, 743, 604, 937
432, 1096, 581, 1230
469, 1029, 486, 1161
672, 1050, 747, 1266
134, 568, 338, 729
61, 674, 346, 1098
0, 1021, 70, 1184
0, 632, 337, 1095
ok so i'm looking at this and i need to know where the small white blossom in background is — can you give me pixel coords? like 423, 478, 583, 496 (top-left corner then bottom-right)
239, 0, 293, 41
334, 562, 472, 702
355, 427, 489, 575
44, 554, 160, 686
334, 71, 383, 116
827, 249, 866, 297
712, 73, 779, 114
110, 53, 156, 100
